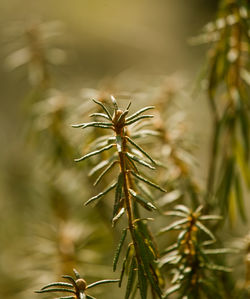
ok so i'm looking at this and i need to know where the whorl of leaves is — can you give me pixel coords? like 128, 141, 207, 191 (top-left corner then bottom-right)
35, 268, 119, 299
159, 205, 235, 298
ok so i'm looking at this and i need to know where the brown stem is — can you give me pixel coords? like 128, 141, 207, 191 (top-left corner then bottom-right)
115, 127, 142, 267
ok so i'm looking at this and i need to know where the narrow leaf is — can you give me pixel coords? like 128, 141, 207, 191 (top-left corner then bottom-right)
238, 107, 249, 160
126, 106, 155, 122
90, 112, 110, 120
196, 220, 216, 241
159, 254, 180, 267
161, 243, 178, 255
125, 102, 131, 110
158, 190, 182, 206
174, 205, 190, 214
73, 269, 81, 279
90, 136, 116, 149
145, 267, 162, 297
75, 144, 114, 162
117, 109, 129, 125
164, 211, 187, 217
126, 136, 156, 164
203, 248, 237, 255
113, 228, 128, 271
125, 258, 136, 299
205, 263, 232, 272
41, 282, 73, 290
119, 245, 132, 287
138, 263, 147, 299
129, 189, 156, 211
111, 95, 118, 110
35, 288, 75, 294
194, 205, 203, 214
126, 152, 155, 170
93, 99, 112, 120
131, 129, 160, 139
125, 115, 154, 126
137, 182, 154, 201
93, 160, 118, 186
72, 121, 113, 129
131, 171, 166, 192
112, 173, 124, 218
84, 182, 117, 205
235, 173, 247, 222
177, 229, 188, 246
135, 229, 162, 297
159, 218, 189, 234
112, 207, 125, 226
126, 155, 139, 173
87, 279, 120, 289
88, 160, 110, 177
199, 215, 223, 221
62, 275, 77, 289
164, 284, 181, 297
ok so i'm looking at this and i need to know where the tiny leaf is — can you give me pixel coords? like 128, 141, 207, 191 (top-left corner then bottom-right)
126, 136, 156, 164
126, 106, 155, 122
35, 288, 75, 294
159, 218, 189, 234
86, 279, 120, 289
90, 112, 110, 120
129, 189, 156, 211
41, 282, 73, 290
126, 152, 155, 170
93, 160, 118, 186
93, 99, 112, 120
75, 144, 114, 162
125, 115, 154, 126
84, 182, 117, 205
196, 220, 216, 241
112, 173, 124, 218
125, 258, 136, 299
131, 171, 166, 192
113, 229, 128, 271
111, 95, 118, 110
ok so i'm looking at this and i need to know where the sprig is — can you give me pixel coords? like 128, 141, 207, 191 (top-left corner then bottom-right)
159, 205, 234, 298
74, 96, 165, 298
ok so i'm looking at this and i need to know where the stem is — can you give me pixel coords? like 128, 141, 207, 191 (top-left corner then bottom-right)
116, 128, 160, 298
115, 128, 142, 267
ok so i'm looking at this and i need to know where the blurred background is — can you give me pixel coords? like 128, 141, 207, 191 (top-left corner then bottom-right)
1, 1, 249, 299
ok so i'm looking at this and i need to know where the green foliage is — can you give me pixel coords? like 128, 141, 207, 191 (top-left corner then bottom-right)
73, 97, 165, 298
197, 0, 250, 222
2, 2, 250, 299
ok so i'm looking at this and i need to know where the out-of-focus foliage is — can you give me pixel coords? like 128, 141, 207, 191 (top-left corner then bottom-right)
159, 205, 233, 298
1, 19, 116, 299
195, 0, 250, 223
151, 77, 200, 210
0, 1, 250, 299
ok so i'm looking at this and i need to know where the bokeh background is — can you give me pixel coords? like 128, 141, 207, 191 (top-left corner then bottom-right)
1, 1, 249, 299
